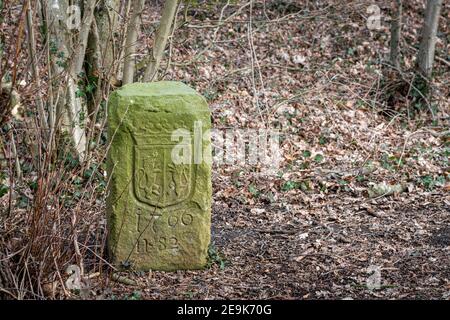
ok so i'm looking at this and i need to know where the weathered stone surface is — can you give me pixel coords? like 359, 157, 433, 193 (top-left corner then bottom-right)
107, 81, 212, 271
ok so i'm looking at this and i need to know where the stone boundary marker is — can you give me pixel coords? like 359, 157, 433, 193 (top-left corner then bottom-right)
107, 81, 212, 271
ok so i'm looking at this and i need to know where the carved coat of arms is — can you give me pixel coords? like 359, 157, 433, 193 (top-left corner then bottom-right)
133, 143, 193, 208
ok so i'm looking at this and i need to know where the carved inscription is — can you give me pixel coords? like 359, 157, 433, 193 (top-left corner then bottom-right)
168, 212, 194, 228
135, 208, 195, 254
137, 237, 179, 254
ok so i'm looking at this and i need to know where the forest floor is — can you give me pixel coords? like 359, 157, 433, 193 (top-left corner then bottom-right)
107, 193, 449, 299
100, 0, 449, 300
1, 0, 449, 299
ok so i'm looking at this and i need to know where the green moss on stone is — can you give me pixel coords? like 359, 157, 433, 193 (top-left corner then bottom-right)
107, 81, 212, 271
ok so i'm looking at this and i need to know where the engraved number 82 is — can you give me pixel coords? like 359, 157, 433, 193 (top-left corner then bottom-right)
157, 236, 179, 250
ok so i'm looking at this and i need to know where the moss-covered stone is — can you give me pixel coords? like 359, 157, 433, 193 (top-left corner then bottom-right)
107, 81, 212, 271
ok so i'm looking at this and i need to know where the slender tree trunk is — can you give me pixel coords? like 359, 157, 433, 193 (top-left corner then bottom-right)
389, 0, 402, 69
417, 0, 443, 79
86, 0, 120, 124
47, 0, 97, 162
69, 0, 96, 162
71, 0, 97, 75
47, 0, 71, 135
26, 1, 47, 130
95, 0, 120, 75
122, 0, 145, 84
143, 0, 178, 82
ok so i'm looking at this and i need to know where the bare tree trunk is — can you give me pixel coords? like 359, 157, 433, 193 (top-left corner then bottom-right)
69, 0, 97, 162
47, 0, 72, 138
86, 0, 120, 119
389, 0, 402, 69
26, 1, 47, 131
122, 0, 145, 84
417, 0, 443, 79
143, 0, 178, 82
95, 0, 120, 75
71, 0, 97, 75
47, 0, 97, 162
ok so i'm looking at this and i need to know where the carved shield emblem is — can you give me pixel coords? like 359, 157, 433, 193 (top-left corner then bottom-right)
133, 144, 193, 208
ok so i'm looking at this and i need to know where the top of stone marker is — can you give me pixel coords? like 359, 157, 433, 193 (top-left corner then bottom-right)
116, 81, 200, 97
